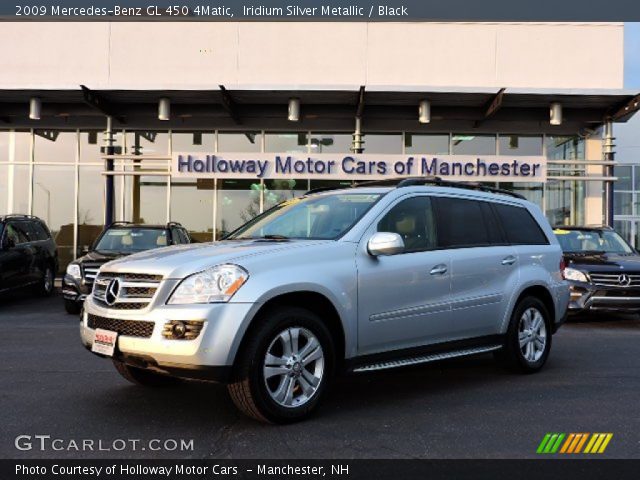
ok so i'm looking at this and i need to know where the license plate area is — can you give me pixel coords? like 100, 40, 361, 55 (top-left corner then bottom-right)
92, 328, 118, 357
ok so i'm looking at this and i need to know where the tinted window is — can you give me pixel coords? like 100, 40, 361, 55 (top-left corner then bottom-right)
94, 228, 169, 253
5, 223, 29, 245
27, 221, 50, 241
378, 196, 437, 253
494, 204, 549, 245
434, 197, 493, 248
554, 228, 632, 254
171, 227, 189, 245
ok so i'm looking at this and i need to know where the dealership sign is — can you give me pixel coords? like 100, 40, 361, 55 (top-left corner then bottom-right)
172, 153, 546, 182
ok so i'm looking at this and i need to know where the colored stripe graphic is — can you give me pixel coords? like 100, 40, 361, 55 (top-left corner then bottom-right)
538, 433, 612, 454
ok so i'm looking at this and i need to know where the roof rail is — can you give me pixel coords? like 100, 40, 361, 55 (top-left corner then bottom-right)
1, 214, 41, 221
304, 176, 526, 200
396, 176, 527, 200
107, 221, 133, 227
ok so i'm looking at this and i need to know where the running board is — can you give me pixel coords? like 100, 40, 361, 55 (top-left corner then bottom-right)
352, 345, 502, 373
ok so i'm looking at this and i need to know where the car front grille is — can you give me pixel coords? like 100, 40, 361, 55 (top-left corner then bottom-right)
82, 262, 104, 283
87, 314, 154, 338
589, 272, 640, 287
92, 272, 163, 310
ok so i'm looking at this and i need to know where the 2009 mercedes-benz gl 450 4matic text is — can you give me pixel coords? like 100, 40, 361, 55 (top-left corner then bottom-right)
80, 178, 569, 423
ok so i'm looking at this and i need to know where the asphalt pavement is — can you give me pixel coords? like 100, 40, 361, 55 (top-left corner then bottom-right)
1, 291, 639, 459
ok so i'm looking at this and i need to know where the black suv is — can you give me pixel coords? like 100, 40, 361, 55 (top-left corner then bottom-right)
554, 225, 640, 315
63, 222, 191, 314
0, 215, 58, 298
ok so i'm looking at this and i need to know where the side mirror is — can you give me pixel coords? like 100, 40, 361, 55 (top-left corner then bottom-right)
367, 232, 405, 256
81, 245, 90, 255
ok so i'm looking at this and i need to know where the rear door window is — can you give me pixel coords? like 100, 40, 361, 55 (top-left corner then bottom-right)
433, 197, 494, 248
493, 203, 549, 245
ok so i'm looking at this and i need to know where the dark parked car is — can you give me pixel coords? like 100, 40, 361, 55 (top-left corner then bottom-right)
0, 214, 58, 298
62, 222, 191, 314
554, 225, 640, 315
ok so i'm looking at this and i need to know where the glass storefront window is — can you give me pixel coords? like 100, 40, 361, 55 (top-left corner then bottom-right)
0, 164, 7, 214
0, 131, 7, 162
264, 179, 308, 210
498, 135, 543, 156
546, 136, 585, 160
615, 192, 633, 215
170, 132, 216, 242
218, 132, 260, 152
32, 165, 75, 272
498, 182, 543, 206
8, 131, 32, 164
452, 134, 496, 155
34, 131, 76, 163
614, 165, 633, 191
362, 134, 402, 153
265, 133, 308, 153
308, 133, 352, 153
79, 131, 103, 163
9, 164, 31, 215
124, 131, 169, 156
78, 165, 104, 253
405, 134, 450, 154
216, 179, 261, 238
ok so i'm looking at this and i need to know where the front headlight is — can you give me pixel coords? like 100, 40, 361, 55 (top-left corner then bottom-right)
563, 267, 589, 283
167, 264, 249, 305
66, 263, 81, 279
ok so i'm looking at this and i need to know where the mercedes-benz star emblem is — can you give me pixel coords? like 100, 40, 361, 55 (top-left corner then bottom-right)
618, 274, 631, 287
105, 278, 121, 305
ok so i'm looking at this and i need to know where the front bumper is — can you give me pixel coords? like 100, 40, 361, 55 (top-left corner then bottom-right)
62, 274, 92, 302
80, 293, 257, 383
567, 281, 640, 313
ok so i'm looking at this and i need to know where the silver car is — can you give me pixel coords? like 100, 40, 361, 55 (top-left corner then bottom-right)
80, 179, 569, 423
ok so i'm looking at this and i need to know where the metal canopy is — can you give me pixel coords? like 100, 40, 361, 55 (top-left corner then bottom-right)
0, 87, 636, 134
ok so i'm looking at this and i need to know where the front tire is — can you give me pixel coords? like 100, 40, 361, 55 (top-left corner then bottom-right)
495, 296, 552, 373
64, 299, 82, 315
112, 359, 179, 387
227, 306, 335, 423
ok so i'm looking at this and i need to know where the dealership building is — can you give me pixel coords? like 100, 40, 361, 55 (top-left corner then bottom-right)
0, 21, 639, 271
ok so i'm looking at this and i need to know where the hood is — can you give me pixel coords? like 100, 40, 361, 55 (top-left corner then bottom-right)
564, 251, 640, 272
99, 239, 332, 279
76, 250, 126, 265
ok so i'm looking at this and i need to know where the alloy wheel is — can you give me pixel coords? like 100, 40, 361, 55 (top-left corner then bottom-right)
263, 327, 324, 408
518, 307, 546, 363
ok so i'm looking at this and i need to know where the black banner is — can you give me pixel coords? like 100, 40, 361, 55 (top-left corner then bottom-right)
4, 460, 640, 480
3, 0, 640, 21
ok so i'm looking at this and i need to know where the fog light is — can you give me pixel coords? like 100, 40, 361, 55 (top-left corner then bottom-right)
162, 320, 205, 340
172, 321, 187, 339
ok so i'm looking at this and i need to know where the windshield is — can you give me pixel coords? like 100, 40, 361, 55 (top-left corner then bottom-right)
554, 228, 634, 255
94, 228, 169, 253
227, 193, 382, 240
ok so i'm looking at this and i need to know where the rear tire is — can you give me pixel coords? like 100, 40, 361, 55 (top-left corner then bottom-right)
34, 265, 54, 297
227, 306, 335, 424
112, 359, 179, 387
64, 299, 82, 315
494, 296, 552, 373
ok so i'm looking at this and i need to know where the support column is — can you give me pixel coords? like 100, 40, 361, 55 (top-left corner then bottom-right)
104, 116, 115, 226
603, 120, 615, 227
351, 117, 364, 154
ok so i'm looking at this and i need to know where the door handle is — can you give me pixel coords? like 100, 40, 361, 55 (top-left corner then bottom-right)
501, 255, 517, 265
430, 264, 448, 275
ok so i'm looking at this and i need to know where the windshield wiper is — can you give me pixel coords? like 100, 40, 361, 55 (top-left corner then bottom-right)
253, 234, 290, 240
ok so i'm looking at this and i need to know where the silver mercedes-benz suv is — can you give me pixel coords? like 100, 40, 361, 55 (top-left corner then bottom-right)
80, 178, 569, 423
